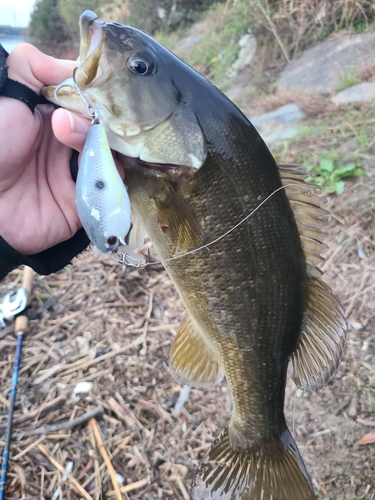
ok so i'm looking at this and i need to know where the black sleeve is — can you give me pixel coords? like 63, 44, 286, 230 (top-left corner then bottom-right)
0, 44, 90, 279
0, 229, 90, 280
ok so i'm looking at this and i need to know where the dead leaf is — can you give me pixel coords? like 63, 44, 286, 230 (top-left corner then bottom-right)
356, 431, 375, 446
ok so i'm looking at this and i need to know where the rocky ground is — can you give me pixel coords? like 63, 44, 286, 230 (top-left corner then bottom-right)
1, 29, 375, 500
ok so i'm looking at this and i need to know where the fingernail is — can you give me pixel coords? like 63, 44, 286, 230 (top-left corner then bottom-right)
66, 110, 89, 135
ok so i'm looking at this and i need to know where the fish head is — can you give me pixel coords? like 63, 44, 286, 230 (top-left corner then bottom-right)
44, 10, 207, 179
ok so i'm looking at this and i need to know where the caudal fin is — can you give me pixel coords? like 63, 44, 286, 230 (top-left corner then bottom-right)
191, 427, 316, 500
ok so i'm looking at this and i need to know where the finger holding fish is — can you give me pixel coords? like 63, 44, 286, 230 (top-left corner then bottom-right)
52, 107, 125, 181
52, 107, 90, 152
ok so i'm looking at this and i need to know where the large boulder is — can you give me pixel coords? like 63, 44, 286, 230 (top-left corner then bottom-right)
278, 33, 375, 94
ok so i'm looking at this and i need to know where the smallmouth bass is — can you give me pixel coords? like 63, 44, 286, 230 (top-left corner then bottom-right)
44, 11, 346, 499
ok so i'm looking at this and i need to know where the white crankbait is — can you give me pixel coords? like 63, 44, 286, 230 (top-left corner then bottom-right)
76, 120, 132, 253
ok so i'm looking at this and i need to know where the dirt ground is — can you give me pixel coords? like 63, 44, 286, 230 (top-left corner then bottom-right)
1, 111, 375, 499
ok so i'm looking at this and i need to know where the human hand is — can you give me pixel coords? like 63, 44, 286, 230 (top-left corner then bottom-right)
0, 43, 91, 255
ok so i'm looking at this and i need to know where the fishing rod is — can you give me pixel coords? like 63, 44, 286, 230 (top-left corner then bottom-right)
0, 266, 34, 500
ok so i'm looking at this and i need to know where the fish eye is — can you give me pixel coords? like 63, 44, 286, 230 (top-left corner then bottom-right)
127, 53, 154, 76
106, 236, 119, 249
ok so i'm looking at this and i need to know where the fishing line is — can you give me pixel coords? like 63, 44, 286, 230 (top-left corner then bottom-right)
113, 182, 302, 269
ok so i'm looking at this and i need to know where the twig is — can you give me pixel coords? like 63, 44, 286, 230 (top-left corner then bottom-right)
0, 395, 66, 430
37, 444, 93, 500
89, 418, 123, 500
140, 292, 154, 356
12, 436, 45, 461
32, 311, 82, 340
107, 477, 150, 496
255, 0, 290, 62
53, 335, 144, 377
13, 405, 104, 439
88, 417, 101, 500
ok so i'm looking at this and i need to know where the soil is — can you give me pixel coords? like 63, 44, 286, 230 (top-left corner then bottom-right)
1, 104, 375, 500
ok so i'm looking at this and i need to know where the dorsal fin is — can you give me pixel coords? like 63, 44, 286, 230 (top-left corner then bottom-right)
278, 164, 347, 390
279, 164, 328, 276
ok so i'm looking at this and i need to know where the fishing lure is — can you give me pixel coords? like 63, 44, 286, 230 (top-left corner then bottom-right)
76, 119, 132, 253
70, 69, 132, 253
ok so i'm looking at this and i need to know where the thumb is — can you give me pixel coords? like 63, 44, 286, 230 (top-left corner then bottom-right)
52, 108, 90, 152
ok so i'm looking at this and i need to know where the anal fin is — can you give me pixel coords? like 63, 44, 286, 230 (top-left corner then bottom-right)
290, 274, 347, 391
191, 427, 316, 500
169, 315, 224, 388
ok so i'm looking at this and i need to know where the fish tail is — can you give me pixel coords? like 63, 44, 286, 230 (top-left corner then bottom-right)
191, 426, 316, 500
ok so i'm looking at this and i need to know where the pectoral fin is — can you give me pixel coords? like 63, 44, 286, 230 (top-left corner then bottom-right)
155, 183, 205, 253
170, 315, 224, 388
278, 165, 347, 390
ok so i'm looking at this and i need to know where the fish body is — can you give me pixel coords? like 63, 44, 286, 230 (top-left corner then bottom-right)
76, 121, 131, 252
44, 12, 346, 499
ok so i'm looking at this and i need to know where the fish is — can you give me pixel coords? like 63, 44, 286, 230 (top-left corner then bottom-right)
43, 10, 346, 499
75, 120, 132, 253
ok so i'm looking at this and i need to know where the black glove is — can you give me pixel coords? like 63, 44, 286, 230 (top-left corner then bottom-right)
0, 44, 89, 279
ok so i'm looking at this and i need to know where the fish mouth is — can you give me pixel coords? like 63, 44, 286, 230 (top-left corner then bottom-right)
46, 12, 108, 116
77, 10, 107, 88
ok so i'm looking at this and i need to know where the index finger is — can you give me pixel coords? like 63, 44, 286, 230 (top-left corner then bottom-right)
6, 44, 77, 94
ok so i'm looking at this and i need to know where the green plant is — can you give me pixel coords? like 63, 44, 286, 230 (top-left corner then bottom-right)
336, 68, 358, 92
188, 0, 253, 82
305, 155, 365, 195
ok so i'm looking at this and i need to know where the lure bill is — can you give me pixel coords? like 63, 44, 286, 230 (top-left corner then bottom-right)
76, 121, 132, 253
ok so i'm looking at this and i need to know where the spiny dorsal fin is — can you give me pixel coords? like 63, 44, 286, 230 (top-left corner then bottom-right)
169, 315, 224, 388
278, 164, 347, 390
191, 427, 316, 500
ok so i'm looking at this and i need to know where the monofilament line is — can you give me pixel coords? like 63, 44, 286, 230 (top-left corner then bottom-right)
140, 183, 299, 267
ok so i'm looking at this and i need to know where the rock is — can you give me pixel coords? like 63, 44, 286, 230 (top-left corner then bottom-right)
250, 103, 305, 145
278, 33, 375, 94
230, 33, 257, 76
332, 82, 375, 104
174, 19, 207, 57
175, 33, 203, 55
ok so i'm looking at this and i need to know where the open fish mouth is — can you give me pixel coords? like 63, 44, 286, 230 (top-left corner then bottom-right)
77, 11, 107, 88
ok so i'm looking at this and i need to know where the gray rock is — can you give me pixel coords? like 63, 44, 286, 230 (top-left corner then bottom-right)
332, 82, 375, 104
230, 33, 257, 76
175, 33, 203, 55
278, 33, 375, 94
250, 103, 305, 145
